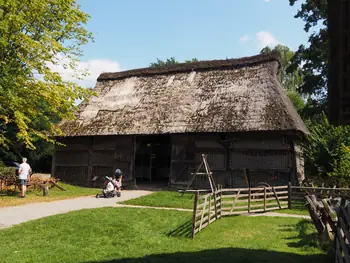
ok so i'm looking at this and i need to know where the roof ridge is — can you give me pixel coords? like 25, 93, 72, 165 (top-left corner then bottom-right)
97, 51, 281, 81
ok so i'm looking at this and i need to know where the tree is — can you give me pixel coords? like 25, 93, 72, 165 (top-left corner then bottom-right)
261, 45, 305, 114
0, 0, 93, 150
288, 0, 328, 116
150, 57, 198, 68
303, 113, 350, 178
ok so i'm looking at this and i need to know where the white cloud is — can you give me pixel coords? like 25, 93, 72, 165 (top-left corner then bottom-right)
256, 31, 280, 49
48, 55, 122, 88
264, 0, 272, 2
239, 35, 249, 44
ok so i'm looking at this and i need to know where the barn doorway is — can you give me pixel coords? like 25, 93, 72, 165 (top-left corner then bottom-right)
135, 135, 172, 185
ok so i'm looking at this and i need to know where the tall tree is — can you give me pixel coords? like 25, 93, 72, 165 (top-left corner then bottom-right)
261, 45, 305, 114
288, 0, 328, 117
0, 0, 93, 150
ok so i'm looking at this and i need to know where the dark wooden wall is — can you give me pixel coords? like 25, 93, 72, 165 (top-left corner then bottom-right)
53, 132, 302, 188
170, 133, 299, 188
53, 135, 135, 186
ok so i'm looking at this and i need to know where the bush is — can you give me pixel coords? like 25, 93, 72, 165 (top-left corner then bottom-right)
0, 167, 17, 181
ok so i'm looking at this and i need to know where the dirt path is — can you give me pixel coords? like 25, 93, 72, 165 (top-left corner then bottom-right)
0, 190, 152, 229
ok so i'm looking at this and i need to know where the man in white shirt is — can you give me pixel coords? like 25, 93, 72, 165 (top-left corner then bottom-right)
18, 158, 32, 198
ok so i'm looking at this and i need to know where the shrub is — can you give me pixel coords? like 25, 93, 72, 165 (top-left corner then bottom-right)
0, 167, 17, 182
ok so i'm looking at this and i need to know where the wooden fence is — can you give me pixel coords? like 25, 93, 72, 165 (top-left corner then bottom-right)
192, 190, 222, 237
192, 185, 289, 237
191, 184, 350, 238
334, 201, 350, 263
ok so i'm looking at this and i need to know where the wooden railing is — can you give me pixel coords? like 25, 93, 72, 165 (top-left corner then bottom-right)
334, 201, 350, 263
220, 185, 289, 216
192, 190, 221, 237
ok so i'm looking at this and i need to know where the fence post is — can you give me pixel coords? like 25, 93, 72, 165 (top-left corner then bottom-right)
248, 188, 251, 213
219, 185, 223, 218
264, 187, 266, 212
288, 182, 292, 209
191, 191, 199, 238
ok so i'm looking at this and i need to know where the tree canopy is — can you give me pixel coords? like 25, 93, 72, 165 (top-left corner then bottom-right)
0, 0, 93, 150
261, 45, 305, 114
288, 0, 328, 116
150, 57, 198, 68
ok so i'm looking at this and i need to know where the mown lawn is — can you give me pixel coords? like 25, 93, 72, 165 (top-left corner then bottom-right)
0, 182, 99, 207
122, 190, 195, 209
0, 207, 329, 263
122, 190, 310, 215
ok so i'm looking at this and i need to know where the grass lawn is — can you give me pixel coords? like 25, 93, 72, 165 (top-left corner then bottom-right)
0, 207, 329, 263
122, 191, 310, 215
122, 190, 195, 209
0, 182, 100, 207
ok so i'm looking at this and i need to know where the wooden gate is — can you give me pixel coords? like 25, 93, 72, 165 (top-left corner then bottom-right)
191, 185, 289, 238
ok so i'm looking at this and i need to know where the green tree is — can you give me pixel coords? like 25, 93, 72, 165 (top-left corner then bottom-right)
303, 113, 350, 178
150, 57, 198, 68
288, 0, 328, 116
0, 0, 93, 150
261, 45, 305, 114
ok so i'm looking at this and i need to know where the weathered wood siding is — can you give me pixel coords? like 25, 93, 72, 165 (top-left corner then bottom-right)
54, 136, 135, 186
170, 133, 297, 188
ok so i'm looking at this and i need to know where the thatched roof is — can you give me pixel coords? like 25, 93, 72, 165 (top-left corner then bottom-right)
61, 52, 309, 136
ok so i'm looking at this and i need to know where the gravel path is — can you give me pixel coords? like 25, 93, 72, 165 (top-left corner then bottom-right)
0, 190, 152, 229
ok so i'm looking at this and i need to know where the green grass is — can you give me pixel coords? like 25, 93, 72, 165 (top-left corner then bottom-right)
0, 207, 329, 263
0, 182, 99, 207
122, 190, 195, 209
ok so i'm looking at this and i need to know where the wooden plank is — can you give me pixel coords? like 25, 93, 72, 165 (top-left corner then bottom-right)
230, 190, 241, 214
338, 217, 350, 246
288, 182, 292, 209
221, 186, 288, 192
208, 193, 212, 226
248, 188, 251, 213
264, 187, 266, 212
292, 186, 350, 191
337, 227, 350, 263
272, 187, 281, 209
191, 191, 199, 238
199, 195, 208, 231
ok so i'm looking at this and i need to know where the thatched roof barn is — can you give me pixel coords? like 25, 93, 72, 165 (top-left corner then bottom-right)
55, 52, 308, 188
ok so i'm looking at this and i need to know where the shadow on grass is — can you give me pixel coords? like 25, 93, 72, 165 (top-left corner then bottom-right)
167, 220, 192, 238
82, 247, 330, 263
0, 190, 19, 197
281, 220, 320, 249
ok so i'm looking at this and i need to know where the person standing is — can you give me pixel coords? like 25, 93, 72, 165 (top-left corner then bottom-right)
18, 158, 31, 198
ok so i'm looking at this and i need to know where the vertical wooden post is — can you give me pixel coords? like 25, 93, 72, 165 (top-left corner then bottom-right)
214, 191, 218, 220
219, 185, 223, 218
208, 193, 212, 224
130, 136, 136, 188
264, 187, 266, 212
248, 188, 251, 213
288, 182, 292, 209
87, 137, 93, 186
191, 191, 199, 238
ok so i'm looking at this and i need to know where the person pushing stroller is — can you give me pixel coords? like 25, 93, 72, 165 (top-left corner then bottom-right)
96, 168, 123, 198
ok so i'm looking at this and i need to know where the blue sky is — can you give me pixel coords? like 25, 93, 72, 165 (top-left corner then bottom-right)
59, 0, 310, 87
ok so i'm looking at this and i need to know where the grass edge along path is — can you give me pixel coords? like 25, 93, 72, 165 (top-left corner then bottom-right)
0, 182, 100, 207
0, 207, 329, 263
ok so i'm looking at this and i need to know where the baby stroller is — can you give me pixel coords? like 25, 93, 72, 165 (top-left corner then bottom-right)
94, 175, 121, 198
